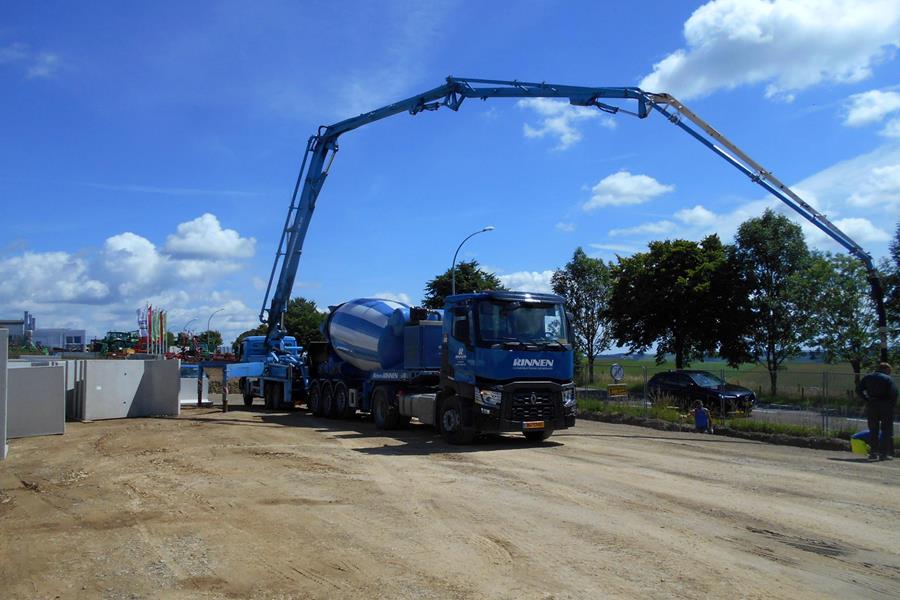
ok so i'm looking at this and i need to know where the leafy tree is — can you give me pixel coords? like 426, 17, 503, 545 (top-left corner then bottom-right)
551, 247, 612, 383
608, 235, 731, 369
197, 330, 223, 351
806, 252, 880, 385
283, 297, 326, 347
422, 260, 506, 309
732, 209, 815, 396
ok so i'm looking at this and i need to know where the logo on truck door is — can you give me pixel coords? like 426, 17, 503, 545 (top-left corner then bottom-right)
455, 346, 467, 365
512, 358, 554, 369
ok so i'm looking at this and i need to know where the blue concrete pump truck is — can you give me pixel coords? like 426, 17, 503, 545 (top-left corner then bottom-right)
230, 76, 890, 440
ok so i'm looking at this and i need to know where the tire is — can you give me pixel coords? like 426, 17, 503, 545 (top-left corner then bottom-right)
524, 430, 552, 442
439, 396, 475, 445
331, 381, 350, 419
372, 387, 399, 430
240, 378, 254, 407
263, 381, 274, 409
320, 381, 334, 418
308, 381, 325, 416
265, 381, 284, 409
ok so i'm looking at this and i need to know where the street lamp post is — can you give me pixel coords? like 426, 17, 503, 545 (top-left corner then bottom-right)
451, 226, 495, 296
206, 308, 224, 355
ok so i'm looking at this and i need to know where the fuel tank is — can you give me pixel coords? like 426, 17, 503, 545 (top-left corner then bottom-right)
325, 298, 411, 371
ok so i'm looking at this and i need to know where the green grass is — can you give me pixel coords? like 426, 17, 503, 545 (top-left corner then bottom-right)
577, 398, 681, 422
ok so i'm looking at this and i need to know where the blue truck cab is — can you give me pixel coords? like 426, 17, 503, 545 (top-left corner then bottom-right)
436, 291, 576, 443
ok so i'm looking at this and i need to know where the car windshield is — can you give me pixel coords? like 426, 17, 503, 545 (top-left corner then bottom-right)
688, 371, 725, 388
476, 300, 568, 346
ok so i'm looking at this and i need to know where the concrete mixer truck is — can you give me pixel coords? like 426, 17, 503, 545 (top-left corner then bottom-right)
305, 293, 576, 443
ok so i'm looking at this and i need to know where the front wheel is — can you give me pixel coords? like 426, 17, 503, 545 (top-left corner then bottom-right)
373, 387, 399, 430
439, 396, 475, 445
524, 430, 552, 442
241, 378, 254, 407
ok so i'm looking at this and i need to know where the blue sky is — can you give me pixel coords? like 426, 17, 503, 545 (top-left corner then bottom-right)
2, 0, 899, 343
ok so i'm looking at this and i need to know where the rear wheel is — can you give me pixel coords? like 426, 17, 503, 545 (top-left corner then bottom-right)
331, 381, 350, 419
439, 396, 475, 445
307, 381, 322, 415
373, 387, 398, 430
264, 381, 284, 409
524, 430, 552, 442
320, 381, 334, 418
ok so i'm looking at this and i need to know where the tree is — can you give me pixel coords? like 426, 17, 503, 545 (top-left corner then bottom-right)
608, 235, 731, 369
732, 209, 815, 397
807, 252, 881, 385
422, 260, 506, 309
551, 247, 612, 383
282, 297, 326, 347
197, 330, 223, 351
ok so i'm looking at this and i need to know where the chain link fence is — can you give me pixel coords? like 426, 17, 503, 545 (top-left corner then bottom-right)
576, 361, 899, 438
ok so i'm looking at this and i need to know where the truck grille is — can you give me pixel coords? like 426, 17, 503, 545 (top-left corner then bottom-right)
510, 390, 556, 421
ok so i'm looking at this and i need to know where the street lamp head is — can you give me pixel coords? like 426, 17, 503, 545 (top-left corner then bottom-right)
482, 226, 495, 232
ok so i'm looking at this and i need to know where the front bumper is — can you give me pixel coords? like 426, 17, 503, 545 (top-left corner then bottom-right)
471, 380, 576, 433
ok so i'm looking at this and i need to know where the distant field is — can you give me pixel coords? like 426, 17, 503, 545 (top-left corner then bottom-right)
581, 358, 881, 406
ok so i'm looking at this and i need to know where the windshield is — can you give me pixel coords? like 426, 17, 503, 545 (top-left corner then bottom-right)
688, 371, 725, 388
476, 300, 568, 346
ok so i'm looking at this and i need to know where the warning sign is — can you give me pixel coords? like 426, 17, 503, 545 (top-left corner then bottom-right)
607, 384, 628, 399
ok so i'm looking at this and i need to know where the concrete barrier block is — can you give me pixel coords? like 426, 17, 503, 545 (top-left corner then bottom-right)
7, 365, 65, 438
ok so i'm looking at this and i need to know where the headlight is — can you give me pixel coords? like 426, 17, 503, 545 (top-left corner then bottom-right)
563, 388, 576, 407
475, 387, 502, 407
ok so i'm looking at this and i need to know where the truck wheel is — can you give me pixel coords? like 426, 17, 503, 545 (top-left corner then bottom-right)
439, 397, 475, 445
241, 378, 254, 407
524, 430, 552, 442
373, 387, 398, 430
320, 381, 334, 418
331, 381, 350, 419
308, 381, 325, 416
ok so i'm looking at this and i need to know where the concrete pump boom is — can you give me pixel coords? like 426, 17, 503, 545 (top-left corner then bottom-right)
260, 76, 889, 361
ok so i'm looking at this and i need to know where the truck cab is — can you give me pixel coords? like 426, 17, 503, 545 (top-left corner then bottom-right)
437, 291, 576, 443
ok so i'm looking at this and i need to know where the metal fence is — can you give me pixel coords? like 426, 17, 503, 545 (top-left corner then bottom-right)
576, 361, 899, 437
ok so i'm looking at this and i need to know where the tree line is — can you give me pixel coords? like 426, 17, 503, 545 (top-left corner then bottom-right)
551, 209, 899, 394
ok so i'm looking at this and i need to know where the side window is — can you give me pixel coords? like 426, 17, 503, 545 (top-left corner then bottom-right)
451, 309, 470, 344
674, 374, 692, 387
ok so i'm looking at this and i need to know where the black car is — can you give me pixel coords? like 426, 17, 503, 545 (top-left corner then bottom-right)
646, 370, 755, 414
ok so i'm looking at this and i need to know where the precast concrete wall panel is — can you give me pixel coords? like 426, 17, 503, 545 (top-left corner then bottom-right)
82, 360, 179, 420
7, 365, 65, 438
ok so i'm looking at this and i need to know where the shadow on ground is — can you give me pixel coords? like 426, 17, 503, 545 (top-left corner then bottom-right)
176, 406, 563, 455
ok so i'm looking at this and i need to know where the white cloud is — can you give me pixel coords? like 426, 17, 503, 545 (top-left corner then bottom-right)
847, 164, 900, 207
639, 0, 900, 100
0, 252, 108, 304
674, 205, 718, 226
373, 291, 412, 305
589, 243, 639, 254
609, 221, 676, 237
555, 221, 576, 232
0, 213, 259, 342
844, 89, 900, 126
498, 270, 555, 293
583, 170, 674, 210
164, 213, 256, 259
881, 118, 900, 138
518, 98, 616, 150
596, 143, 900, 257
0, 42, 60, 79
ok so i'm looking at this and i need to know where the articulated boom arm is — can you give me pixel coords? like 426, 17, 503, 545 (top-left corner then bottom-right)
261, 77, 888, 360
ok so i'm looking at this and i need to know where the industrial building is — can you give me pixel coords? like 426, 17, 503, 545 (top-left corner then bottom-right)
0, 311, 86, 351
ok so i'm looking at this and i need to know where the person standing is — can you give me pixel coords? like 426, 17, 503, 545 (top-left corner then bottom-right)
857, 363, 898, 461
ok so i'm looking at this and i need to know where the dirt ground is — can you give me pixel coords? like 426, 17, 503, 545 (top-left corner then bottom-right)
2, 405, 899, 600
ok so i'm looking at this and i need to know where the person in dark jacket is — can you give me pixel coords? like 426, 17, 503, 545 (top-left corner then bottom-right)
857, 363, 898, 461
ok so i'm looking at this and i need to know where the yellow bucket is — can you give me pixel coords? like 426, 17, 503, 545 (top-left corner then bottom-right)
850, 437, 870, 456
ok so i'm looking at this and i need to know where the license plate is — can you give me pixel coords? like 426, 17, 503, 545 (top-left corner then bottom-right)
523, 421, 545, 430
